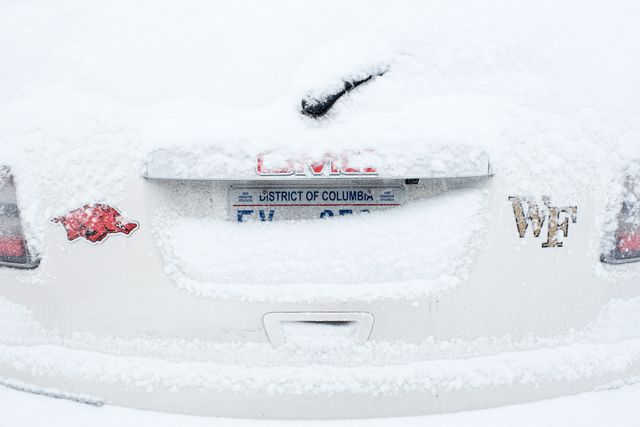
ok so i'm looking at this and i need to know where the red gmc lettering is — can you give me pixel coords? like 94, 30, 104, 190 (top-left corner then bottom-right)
256, 156, 294, 176
256, 152, 377, 176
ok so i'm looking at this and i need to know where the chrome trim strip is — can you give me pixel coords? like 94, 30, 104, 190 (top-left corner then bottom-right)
600, 253, 640, 265
0, 255, 40, 269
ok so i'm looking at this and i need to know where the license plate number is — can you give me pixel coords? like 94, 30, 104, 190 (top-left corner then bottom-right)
228, 185, 406, 222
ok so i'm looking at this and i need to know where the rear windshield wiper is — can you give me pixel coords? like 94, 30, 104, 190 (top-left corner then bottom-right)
301, 69, 387, 118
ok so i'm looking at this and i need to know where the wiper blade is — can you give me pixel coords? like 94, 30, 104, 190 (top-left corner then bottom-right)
301, 69, 387, 118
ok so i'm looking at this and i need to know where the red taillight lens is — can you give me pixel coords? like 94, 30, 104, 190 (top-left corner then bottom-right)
0, 168, 38, 269
0, 237, 26, 257
602, 176, 640, 264
618, 231, 640, 253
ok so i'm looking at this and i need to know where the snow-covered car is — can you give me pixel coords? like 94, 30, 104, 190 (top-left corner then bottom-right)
1, 1, 640, 420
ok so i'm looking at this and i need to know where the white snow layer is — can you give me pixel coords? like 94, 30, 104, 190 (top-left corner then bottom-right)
157, 189, 487, 301
1, 0, 639, 257
2, 381, 640, 427
1, 295, 639, 396
1, 0, 640, 408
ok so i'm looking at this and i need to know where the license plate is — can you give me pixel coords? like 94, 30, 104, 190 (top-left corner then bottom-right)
228, 184, 406, 222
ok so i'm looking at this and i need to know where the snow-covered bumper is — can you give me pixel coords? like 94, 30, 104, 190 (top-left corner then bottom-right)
1, 169, 639, 418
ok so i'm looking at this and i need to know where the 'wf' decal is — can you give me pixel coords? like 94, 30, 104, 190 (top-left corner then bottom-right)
508, 196, 577, 248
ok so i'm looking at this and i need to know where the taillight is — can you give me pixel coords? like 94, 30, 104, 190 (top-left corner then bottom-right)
602, 176, 640, 264
0, 167, 39, 269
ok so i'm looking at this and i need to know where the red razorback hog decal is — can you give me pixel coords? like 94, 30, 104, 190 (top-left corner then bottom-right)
256, 151, 377, 176
52, 204, 138, 243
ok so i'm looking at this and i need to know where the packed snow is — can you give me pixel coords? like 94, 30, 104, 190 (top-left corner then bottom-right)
1, 294, 639, 397
1, 0, 638, 258
156, 188, 487, 301
1, 0, 640, 420
2, 380, 640, 427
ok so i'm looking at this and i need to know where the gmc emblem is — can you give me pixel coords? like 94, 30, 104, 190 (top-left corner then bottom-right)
256, 151, 377, 177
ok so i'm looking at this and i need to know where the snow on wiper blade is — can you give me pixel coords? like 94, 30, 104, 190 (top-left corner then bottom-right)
301, 68, 387, 118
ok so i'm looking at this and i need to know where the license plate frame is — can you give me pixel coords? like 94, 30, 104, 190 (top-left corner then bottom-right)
228, 182, 406, 222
